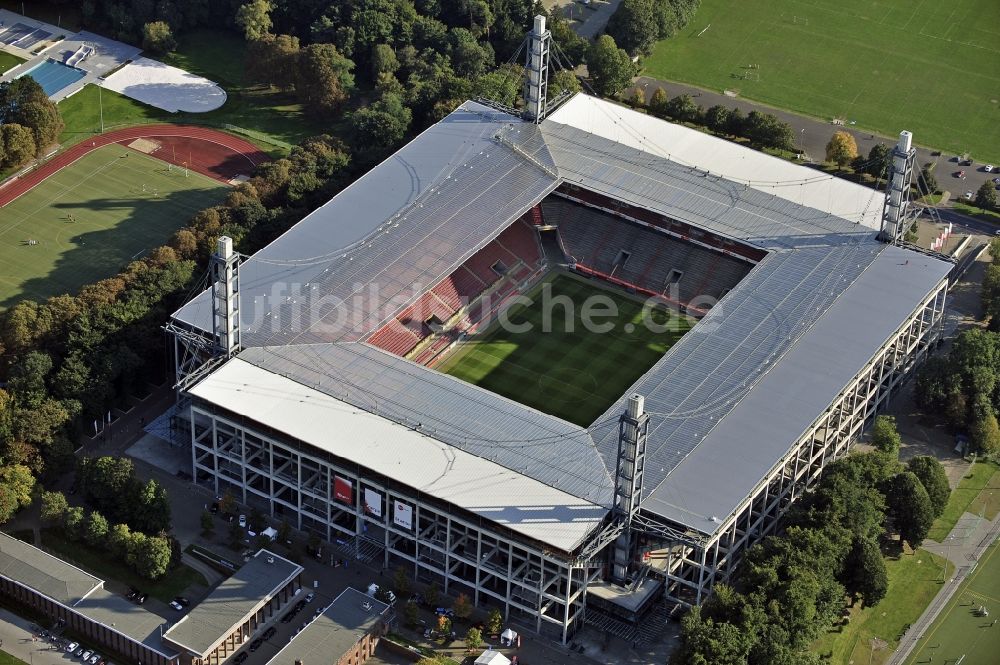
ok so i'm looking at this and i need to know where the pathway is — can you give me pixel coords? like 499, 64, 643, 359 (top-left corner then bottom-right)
0, 608, 74, 665
885, 510, 1000, 665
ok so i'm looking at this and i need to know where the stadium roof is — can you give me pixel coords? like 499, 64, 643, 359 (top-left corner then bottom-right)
265, 588, 388, 665
176, 92, 953, 544
188, 355, 608, 552
163, 550, 301, 657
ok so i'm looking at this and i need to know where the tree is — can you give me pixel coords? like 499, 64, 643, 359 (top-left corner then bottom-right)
825, 131, 858, 168
465, 627, 483, 650
970, 410, 1000, 455
743, 111, 793, 150
704, 104, 731, 134
976, 180, 997, 211
403, 600, 419, 626
453, 592, 472, 621
219, 489, 236, 516
437, 613, 452, 634
486, 607, 502, 636
371, 43, 400, 80
865, 143, 891, 181
64, 506, 85, 539
606, 0, 658, 55
919, 164, 939, 194
448, 28, 494, 79
131, 534, 172, 579
235, 0, 273, 41
0, 464, 35, 522
229, 520, 243, 549
0, 123, 34, 168
84, 510, 109, 546
351, 91, 412, 150
674, 605, 754, 665
587, 35, 635, 98
201, 510, 215, 535
108, 523, 133, 559
870, 415, 901, 458
886, 472, 935, 548
648, 87, 669, 118
424, 582, 440, 607
246, 34, 300, 89
548, 69, 580, 100
906, 456, 950, 518
142, 21, 176, 55
393, 566, 411, 598
296, 43, 356, 117
40, 490, 68, 525
278, 520, 292, 544
846, 536, 887, 606
666, 94, 700, 123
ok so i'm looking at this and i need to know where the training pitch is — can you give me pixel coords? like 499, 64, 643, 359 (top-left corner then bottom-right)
437, 274, 693, 426
0, 144, 227, 307
903, 538, 1000, 664
644, 0, 1000, 161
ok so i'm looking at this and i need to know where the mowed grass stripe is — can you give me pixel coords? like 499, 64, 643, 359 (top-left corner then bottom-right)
439, 274, 692, 426
644, 0, 1000, 161
0, 144, 227, 307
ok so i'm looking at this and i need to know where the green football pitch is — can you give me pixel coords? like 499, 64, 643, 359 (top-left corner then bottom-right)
904, 538, 1000, 665
644, 0, 1000, 162
437, 274, 693, 426
0, 144, 227, 307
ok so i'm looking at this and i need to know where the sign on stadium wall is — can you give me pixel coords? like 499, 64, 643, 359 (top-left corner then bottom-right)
333, 476, 353, 504
393, 500, 413, 530
364, 488, 383, 518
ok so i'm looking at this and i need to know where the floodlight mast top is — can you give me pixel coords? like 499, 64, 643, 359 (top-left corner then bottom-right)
879, 130, 916, 245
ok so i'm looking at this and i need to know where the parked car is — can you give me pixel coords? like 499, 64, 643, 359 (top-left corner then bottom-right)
89, 654, 101, 664
238, 514, 247, 528
136, 592, 148, 604
249, 639, 262, 652
281, 611, 295, 624
992, 177, 1000, 185
955, 170, 966, 178
65, 642, 79, 653
435, 607, 455, 618
173, 596, 190, 607
304, 592, 315, 603
986, 164, 995, 173
81, 651, 93, 661
126, 589, 139, 601
170, 601, 184, 611
262, 627, 276, 640
965, 191, 974, 200
209, 502, 219, 514
74, 648, 85, 658
234, 653, 248, 665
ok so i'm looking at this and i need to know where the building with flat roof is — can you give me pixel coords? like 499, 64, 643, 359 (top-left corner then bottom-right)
265, 588, 389, 665
0, 532, 179, 665
167, 20, 951, 644
162, 550, 302, 665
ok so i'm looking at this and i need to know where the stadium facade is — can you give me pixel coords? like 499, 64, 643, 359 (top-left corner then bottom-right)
167, 35, 952, 641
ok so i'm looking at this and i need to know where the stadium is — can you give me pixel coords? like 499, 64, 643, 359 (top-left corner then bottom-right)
166, 18, 953, 645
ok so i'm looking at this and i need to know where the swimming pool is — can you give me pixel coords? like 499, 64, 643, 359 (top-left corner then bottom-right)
18, 59, 85, 97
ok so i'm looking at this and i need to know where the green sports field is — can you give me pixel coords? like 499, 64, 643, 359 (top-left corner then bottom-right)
903, 539, 1000, 665
437, 274, 693, 426
0, 144, 227, 307
644, 0, 1000, 162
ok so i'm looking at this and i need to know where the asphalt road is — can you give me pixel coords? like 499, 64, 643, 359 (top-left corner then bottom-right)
634, 76, 1000, 200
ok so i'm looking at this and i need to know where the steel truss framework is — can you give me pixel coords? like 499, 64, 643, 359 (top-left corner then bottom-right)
182, 275, 947, 641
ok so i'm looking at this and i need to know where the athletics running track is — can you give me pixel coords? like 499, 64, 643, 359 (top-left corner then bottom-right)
0, 125, 270, 207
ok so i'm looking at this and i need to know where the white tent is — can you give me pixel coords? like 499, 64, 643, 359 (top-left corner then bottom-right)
500, 628, 518, 646
474, 651, 510, 665
261, 526, 278, 541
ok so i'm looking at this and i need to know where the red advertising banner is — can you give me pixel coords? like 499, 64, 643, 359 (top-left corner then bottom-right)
333, 476, 353, 504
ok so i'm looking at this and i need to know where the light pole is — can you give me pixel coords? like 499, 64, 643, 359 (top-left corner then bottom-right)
98, 83, 104, 134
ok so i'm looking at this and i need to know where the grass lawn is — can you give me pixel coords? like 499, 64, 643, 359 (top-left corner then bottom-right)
436, 273, 692, 426
903, 541, 1000, 665
951, 200, 1000, 223
40, 528, 208, 603
0, 50, 24, 75
0, 651, 29, 665
58, 85, 172, 142
813, 548, 953, 665
928, 461, 1000, 542
644, 0, 1000, 162
0, 143, 227, 307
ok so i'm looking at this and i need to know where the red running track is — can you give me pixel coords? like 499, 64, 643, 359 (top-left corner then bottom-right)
0, 125, 270, 207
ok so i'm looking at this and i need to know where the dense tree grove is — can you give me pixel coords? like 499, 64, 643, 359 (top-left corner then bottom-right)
606, 0, 701, 55
642, 92, 794, 152
915, 324, 1000, 454
0, 78, 64, 170
673, 416, 950, 664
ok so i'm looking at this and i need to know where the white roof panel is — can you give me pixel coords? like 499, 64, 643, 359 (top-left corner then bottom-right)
189, 359, 607, 552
